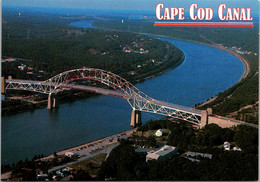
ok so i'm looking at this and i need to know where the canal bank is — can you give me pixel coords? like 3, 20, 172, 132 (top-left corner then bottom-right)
41, 128, 137, 161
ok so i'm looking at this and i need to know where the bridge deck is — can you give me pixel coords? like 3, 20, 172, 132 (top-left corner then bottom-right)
5, 79, 259, 128
6, 79, 42, 84
6, 79, 201, 115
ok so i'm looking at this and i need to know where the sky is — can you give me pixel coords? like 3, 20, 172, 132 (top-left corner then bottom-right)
3, 0, 259, 13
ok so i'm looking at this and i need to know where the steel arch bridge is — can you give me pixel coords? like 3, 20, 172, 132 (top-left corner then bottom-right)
5, 68, 202, 125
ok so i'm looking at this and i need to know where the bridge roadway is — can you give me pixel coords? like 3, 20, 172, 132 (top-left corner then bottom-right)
6, 79, 201, 116
211, 115, 258, 129
5, 79, 258, 128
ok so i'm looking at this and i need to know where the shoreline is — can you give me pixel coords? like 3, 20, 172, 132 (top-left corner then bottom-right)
139, 32, 250, 83
141, 54, 185, 81
136, 33, 250, 108
40, 128, 137, 161
1, 128, 137, 178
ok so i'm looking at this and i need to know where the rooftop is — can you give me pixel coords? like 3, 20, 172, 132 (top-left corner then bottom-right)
147, 145, 177, 159
186, 151, 213, 159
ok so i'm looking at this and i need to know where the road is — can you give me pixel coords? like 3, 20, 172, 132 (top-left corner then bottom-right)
6, 79, 202, 116
44, 129, 135, 173
6, 79, 258, 128
213, 115, 258, 129
48, 143, 119, 173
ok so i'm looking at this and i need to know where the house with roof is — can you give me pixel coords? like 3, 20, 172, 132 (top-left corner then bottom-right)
146, 145, 177, 162
186, 151, 213, 160
155, 129, 163, 137
224, 141, 231, 151
233, 146, 242, 151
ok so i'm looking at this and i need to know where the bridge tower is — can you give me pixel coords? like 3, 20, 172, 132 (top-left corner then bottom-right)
1, 77, 6, 94
47, 94, 58, 109
130, 109, 142, 127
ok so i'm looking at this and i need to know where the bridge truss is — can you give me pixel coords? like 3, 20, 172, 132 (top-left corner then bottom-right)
6, 68, 201, 125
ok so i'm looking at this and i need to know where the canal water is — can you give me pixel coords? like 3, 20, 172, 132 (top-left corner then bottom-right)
1, 21, 244, 165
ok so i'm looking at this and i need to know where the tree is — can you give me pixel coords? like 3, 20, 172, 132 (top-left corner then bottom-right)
167, 123, 196, 150
73, 169, 92, 181
234, 125, 258, 154
146, 136, 157, 148
97, 143, 140, 180
196, 124, 231, 147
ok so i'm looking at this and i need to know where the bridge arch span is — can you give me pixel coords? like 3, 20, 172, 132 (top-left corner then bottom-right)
5, 68, 202, 125
42, 68, 155, 109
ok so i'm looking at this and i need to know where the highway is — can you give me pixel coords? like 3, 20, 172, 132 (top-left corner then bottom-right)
65, 84, 202, 115
212, 115, 258, 129
6, 79, 202, 116
63, 84, 124, 98
6, 78, 258, 128
6, 79, 42, 84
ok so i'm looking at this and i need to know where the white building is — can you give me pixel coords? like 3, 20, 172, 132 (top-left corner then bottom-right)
18, 64, 26, 71
224, 141, 230, 151
186, 151, 213, 160
146, 145, 177, 162
233, 146, 242, 151
65, 152, 76, 157
155, 129, 163, 137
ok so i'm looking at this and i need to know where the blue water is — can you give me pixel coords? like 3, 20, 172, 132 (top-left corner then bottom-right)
136, 36, 244, 107
70, 20, 97, 29
2, 20, 244, 165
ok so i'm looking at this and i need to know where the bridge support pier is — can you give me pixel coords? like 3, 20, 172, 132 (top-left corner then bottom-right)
47, 94, 53, 110
47, 94, 58, 109
200, 108, 212, 128
52, 94, 58, 108
130, 109, 142, 128
1, 77, 6, 94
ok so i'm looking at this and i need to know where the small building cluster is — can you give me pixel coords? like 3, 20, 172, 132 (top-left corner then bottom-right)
146, 145, 178, 162
186, 151, 212, 159
122, 38, 150, 54
18, 64, 27, 70
123, 47, 131, 53
233, 146, 242, 151
224, 141, 242, 151
184, 152, 213, 162
228, 46, 257, 55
